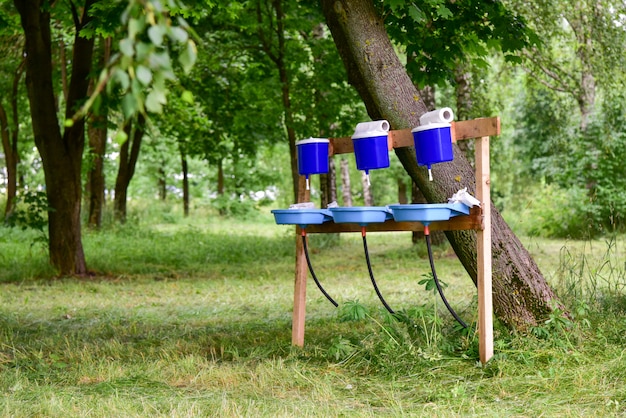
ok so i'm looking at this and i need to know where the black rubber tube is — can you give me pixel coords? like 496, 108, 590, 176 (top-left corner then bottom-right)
362, 231, 395, 314
425, 234, 468, 328
301, 233, 338, 307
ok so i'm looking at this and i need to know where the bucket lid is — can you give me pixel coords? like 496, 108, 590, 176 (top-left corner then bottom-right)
296, 137, 329, 146
352, 120, 390, 140
411, 122, 451, 133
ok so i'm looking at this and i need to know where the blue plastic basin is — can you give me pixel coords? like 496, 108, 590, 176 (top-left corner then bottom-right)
271, 209, 333, 227
329, 206, 392, 225
388, 203, 470, 222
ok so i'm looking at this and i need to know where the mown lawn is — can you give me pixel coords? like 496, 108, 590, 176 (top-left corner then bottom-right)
1, 212, 625, 416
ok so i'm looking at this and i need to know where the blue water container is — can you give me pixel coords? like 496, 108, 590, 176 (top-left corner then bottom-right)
296, 138, 329, 189
352, 120, 390, 180
412, 123, 453, 169
296, 138, 329, 176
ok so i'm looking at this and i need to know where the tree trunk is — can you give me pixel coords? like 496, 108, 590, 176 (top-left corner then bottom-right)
157, 166, 167, 200
16, 0, 95, 276
321, 0, 561, 329
86, 37, 111, 229
320, 157, 337, 208
256, 0, 300, 202
1, 57, 24, 220
217, 159, 224, 195
114, 114, 145, 223
340, 157, 352, 206
454, 61, 474, 160
361, 171, 373, 206
181, 151, 189, 217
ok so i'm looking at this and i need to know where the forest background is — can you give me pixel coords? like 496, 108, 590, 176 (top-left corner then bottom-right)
1, 0, 625, 243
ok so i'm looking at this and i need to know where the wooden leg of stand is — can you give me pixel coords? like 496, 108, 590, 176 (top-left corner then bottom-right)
475, 136, 494, 364
292, 230, 307, 346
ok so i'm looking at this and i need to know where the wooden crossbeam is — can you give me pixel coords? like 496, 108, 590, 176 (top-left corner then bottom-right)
329, 117, 500, 156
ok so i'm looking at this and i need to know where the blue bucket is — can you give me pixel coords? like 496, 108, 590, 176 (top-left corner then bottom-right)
352, 120, 390, 175
296, 138, 329, 176
353, 135, 390, 173
412, 123, 453, 169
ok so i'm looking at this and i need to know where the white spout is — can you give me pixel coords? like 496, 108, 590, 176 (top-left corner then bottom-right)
419, 107, 454, 126
352, 119, 390, 139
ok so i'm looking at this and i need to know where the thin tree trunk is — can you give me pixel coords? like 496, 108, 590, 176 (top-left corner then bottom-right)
157, 166, 167, 200
340, 157, 352, 207
256, 0, 299, 202
86, 37, 111, 229
2, 57, 25, 220
217, 159, 224, 195
320, 158, 337, 208
114, 114, 144, 223
361, 171, 373, 206
322, 0, 561, 329
181, 151, 189, 217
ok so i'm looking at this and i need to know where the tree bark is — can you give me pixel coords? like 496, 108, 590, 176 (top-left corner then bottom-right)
86, 37, 111, 229
15, 0, 95, 275
157, 166, 167, 200
181, 151, 189, 216
321, 0, 561, 329
114, 114, 145, 223
256, 0, 299, 202
361, 171, 373, 206
340, 157, 352, 207
1, 57, 24, 220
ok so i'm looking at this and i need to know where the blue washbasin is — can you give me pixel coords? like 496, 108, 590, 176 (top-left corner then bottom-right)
388, 203, 470, 222
329, 206, 392, 225
271, 208, 333, 227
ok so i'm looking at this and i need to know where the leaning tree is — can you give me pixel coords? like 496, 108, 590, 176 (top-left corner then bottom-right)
321, 0, 561, 329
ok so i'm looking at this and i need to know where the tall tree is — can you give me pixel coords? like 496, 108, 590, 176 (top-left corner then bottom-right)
12, 0, 196, 274
14, 0, 96, 275
113, 114, 145, 223
321, 0, 561, 329
508, 0, 625, 131
86, 36, 111, 229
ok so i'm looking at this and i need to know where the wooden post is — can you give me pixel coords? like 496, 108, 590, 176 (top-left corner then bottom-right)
475, 136, 494, 363
292, 228, 307, 346
292, 175, 310, 347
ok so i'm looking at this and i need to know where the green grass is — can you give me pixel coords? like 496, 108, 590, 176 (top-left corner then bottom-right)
1, 208, 626, 416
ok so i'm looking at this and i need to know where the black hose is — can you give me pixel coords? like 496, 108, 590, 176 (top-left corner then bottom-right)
425, 234, 468, 328
362, 230, 395, 314
301, 233, 338, 307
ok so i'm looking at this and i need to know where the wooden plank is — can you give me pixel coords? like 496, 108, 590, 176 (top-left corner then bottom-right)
454, 117, 500, 141
475, 136, 494, 364
305, 208, 483, 234
389, 129, 414, 149
328, 117, 500, 156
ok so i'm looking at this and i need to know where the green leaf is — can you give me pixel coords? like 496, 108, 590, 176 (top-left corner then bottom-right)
148, 24, 166, 47
168, 26, 188, 43
136, 65, 153, 86
135, 42, 154, 62
128, 17, 145, 40
181, 90, 194, 104
179, 40, 197, 74
115, 130, 128, 145
146, 89, 167, 113
119, 38, 134, 57
113, 68, 130, 91
121, 94, 139, 119
436, 5, 452, 19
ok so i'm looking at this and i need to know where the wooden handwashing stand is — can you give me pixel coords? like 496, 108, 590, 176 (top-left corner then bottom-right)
291, 117, 499, 364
